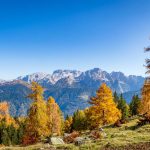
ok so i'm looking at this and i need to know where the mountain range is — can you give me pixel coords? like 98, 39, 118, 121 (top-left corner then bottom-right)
0, 68, 145, 116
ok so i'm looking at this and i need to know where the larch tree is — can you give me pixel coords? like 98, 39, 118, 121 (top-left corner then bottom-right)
64, 115, 73, 133
47, 96, 62, 136
88, 83, 121, 129
0, 102, 15, 126
23, 82, 49, 145
140, 46, 150, 119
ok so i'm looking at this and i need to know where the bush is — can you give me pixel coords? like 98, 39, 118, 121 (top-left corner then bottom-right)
63, 131, 80, 143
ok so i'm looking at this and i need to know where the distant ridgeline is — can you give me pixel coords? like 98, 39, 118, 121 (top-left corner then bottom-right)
0, 68, 144, 117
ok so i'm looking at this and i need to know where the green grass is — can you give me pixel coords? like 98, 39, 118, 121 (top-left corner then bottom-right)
1, 117, 150, 150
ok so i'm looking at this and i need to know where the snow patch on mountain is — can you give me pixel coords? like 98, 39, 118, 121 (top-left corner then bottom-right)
7, 68, 145, 93
51, 70, 82, 83
17, 72, 55, 84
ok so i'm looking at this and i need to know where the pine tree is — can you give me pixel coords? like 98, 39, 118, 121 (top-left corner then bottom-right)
72, 110, 86, 131
130, 95, 141, 116
1, 129, 11, 146
7, 124, 17, 145
117, 94, 129, 120
47, 96, 62, 136
14, 117, 26, 144
114, 91, 119, 104
23, 82, 49, 144
88, 83, 121, 129
83, 108, 92, 130
18, 123, 25, 144
11, 129, 19, 145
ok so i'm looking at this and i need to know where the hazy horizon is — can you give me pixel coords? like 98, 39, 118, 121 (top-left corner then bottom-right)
0, 0, 150, 79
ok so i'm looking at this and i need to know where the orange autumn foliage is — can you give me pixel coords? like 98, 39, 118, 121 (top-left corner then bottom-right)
23, 82, 49, 145
0, 102, 9, 115
88, 83, 121, 128
0, 102, 15, 126
139, 79, 150, 119
47, 96, 62, 136
23, 82, 63, 145
139, 46, 150, 119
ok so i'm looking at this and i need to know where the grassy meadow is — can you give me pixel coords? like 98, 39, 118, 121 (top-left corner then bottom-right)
1, 116, 150, 150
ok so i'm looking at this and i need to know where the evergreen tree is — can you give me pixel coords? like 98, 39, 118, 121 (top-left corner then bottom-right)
7, 124, 18, 145
17, 121, 25, 144
1, 129, 11, 146
0, 102, 19, 146
83, 108, 92, 130
14, 117, 26, 144
0, 120, 7, 144
88, 83, 121, 129
117, 94, 129, 120
11, 129, 19, 145
72, 110, 86, 131
114, 91, 119, 104
130, 95, 141, 116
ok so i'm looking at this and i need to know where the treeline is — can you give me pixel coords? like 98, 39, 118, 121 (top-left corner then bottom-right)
64, 84, 141, 132
0, 82, 63, 145
0, 81, 149, 146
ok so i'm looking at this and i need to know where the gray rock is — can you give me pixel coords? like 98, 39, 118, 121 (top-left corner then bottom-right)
64, 133, 70, 137
99, 128, 104, 131
50, 137, 65, 145
74, 137, 84, 146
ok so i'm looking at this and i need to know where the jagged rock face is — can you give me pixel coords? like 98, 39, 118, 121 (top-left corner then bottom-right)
17, 68, 144, 93
51, 70, 82, 83
0, 68, 145, 116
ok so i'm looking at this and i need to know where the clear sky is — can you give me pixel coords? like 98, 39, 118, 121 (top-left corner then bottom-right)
0, 0, 150, 79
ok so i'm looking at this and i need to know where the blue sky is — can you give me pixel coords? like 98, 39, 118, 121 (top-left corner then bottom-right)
0, 0, 150, 79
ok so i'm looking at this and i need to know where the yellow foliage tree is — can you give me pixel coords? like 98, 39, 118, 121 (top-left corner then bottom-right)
0, 102, 15, 126
47, 96, 62, 136
88, 83, 121, 128
23, 82, 49, 144
139, 79, 150, 119
64, 115, 73, 133
139, 46, 150, 119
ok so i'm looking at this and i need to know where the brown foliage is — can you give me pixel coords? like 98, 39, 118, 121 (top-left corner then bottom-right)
114, 120, 122, 127
90, 130, 103, 139
63, 131, 80, 143
22, 135, 38, 145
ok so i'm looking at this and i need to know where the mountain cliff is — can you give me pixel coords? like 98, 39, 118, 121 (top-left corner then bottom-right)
0, 68, 144, 116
